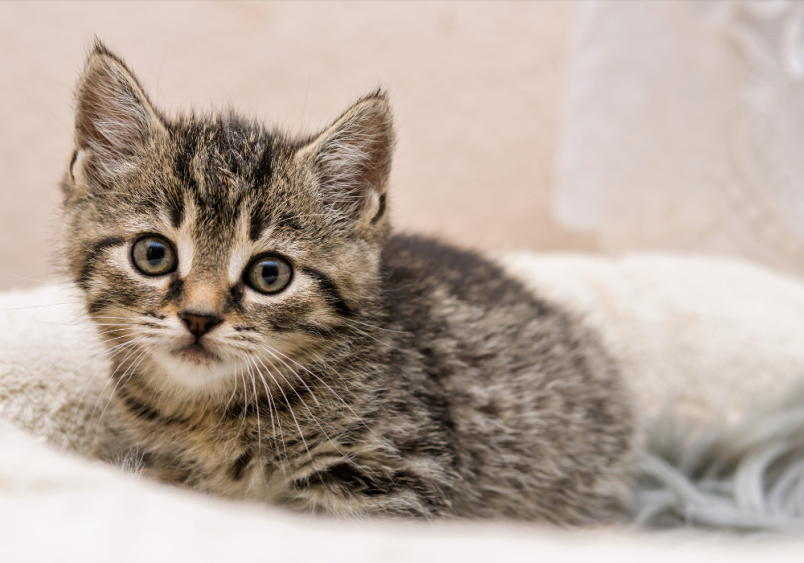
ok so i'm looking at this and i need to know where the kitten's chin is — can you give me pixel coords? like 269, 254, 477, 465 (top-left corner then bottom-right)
150, 346, 236, 392
176, 343, 219, 364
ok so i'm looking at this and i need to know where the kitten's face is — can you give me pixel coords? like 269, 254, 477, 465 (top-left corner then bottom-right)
62, 45, 393, 399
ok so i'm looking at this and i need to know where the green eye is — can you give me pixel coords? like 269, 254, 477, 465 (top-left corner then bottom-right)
132, 236, 177, 276
245, 256, 292, 294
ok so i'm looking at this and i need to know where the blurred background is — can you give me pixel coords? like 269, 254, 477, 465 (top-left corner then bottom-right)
2, 1, 803, 291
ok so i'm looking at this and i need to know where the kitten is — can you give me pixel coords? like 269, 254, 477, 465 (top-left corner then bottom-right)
61, 42, 636, 523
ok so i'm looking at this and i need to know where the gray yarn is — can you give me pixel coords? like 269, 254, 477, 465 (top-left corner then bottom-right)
634, 399, 804, 532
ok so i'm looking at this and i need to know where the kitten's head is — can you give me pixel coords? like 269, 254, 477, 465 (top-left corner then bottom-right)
62, 42, 394, 400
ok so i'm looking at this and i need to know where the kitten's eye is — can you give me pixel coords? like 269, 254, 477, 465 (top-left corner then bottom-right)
245, 256, 292, 294
131, 236, 177, 276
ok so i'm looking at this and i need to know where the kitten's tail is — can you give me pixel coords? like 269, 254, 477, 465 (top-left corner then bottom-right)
633, 389, 804, 532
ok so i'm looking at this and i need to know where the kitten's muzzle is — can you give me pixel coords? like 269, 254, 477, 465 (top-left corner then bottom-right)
179, 310, 223, 339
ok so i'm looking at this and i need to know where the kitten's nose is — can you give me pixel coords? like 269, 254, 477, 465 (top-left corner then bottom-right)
179, 310, 222, 339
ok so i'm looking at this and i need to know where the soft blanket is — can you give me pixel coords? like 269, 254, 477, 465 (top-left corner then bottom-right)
2, 252, 804, 560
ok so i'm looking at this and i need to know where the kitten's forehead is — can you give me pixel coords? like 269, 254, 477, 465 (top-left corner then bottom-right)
161, 137, 315, 283
166, 116, 318, 237
179, 115, 275, 187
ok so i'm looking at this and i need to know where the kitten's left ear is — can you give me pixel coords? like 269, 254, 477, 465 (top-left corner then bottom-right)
297, 92, 394, 230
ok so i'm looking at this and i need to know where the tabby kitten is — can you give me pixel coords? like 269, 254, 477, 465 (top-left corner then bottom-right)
61, 43, 635, 523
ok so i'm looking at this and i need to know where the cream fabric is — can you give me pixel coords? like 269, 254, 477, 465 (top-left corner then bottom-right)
502, 253, 804, 425
1, 419, 802, 563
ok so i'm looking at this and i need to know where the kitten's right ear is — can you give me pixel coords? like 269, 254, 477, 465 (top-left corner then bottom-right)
70, 41, 165, 189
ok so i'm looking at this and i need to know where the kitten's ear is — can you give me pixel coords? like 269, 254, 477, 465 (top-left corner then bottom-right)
297, 92, 394, 230
72, 41, 165, 185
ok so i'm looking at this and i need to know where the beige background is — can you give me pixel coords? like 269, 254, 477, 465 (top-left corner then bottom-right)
0, 1, 592, 291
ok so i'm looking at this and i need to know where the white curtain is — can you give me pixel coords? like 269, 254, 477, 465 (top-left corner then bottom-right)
556, 0, 804, 276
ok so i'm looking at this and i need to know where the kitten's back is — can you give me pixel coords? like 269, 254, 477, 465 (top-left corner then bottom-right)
378, 235, 636, 522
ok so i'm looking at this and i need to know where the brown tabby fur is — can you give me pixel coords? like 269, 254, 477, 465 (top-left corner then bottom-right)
60, 41, 636, 523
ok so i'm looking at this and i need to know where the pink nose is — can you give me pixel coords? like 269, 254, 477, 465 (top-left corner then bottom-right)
179, 311, 222, 338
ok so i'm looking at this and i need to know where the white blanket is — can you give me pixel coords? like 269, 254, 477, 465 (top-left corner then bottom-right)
2, 253, 804, 560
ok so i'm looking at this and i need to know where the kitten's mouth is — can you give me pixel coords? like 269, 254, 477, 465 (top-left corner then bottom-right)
174, 342, 220, 364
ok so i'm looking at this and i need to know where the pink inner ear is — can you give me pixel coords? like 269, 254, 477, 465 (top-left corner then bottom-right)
75, 55, 155, 168
313, 98, 394, 221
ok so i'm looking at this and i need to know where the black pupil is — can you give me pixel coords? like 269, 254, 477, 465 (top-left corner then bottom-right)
146, 242, 166, 266
259, 261, 279, 285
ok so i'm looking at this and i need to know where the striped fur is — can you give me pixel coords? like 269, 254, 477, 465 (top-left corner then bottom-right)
60, 42, 636, 522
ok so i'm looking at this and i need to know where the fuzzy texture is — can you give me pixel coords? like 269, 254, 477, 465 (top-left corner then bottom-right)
633, 392, 804, 532
3, 419, 804, 563
502, 252, 804, 531
57, 42, 636, 522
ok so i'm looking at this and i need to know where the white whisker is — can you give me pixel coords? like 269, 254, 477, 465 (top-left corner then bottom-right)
61, 335, 145, 414
245, 360, 264, 464
259, 350, 348, 464
95, 347, 149, 437
247, 355, 286, 467
267, 345, 375, 438
254, 355, 314, 466
215, 364, 240, 428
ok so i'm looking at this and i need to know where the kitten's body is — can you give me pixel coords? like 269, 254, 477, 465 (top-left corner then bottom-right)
62, 44, 635, 523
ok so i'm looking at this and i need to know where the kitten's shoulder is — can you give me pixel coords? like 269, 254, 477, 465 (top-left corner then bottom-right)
380, 233, 547, 310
